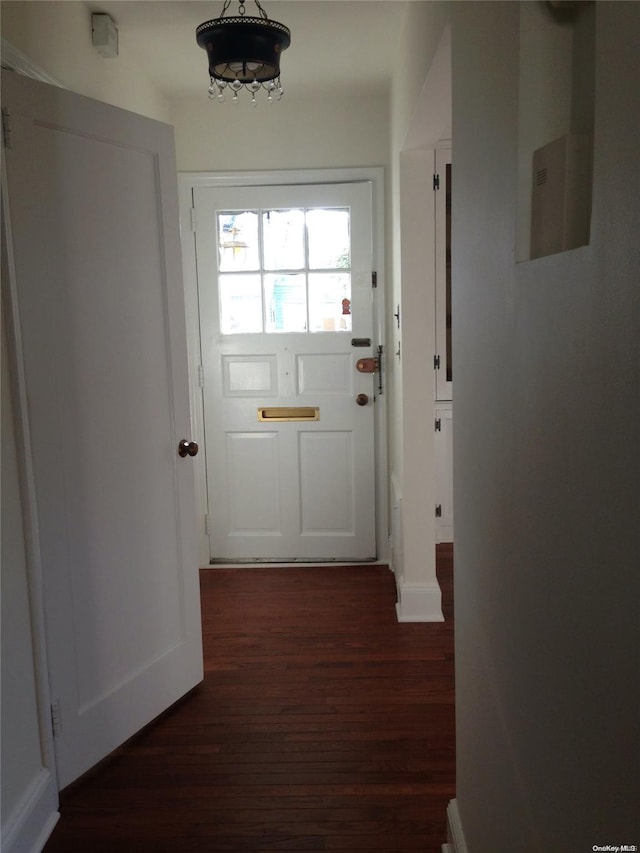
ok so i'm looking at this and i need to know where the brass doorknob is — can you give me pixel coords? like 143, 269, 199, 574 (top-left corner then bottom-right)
355, 393, 369, 407
178, 439, 199, 458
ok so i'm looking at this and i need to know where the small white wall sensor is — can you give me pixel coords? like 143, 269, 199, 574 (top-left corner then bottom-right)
92, 13, 119, 59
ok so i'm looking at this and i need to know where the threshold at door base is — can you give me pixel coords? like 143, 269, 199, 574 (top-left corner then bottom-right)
207, 559, 386, 568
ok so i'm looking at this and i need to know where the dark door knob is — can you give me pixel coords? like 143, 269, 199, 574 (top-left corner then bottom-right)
355, 393, 369, 407
178, 439, 199, 457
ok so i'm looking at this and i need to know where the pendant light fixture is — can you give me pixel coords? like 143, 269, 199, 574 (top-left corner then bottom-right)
196, 0, 291, 104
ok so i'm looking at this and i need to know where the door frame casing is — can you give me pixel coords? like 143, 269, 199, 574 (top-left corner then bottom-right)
178, 168, 388, 566
2, 164, 61, 852
1, 44, 64, 850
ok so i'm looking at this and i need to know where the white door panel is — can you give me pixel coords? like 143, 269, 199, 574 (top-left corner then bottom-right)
297, 352, 352, 394
226, 432, 282, 533
2, 72, 203, 787
194, 182, 376, 561
299, 431, 354, 533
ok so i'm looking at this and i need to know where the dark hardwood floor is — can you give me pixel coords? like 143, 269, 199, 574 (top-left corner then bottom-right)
44, 545, 454, 852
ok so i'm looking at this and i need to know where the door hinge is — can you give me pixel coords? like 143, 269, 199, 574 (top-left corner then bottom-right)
205, 514, 212, 536
2, 108, 12, 150
435, 504, 442, 518
371, 271, 377, 288
433, 173, 440, 191
50, 700, 62, 738
434, 354, 441, 370
190, 207, 197, 232
197, 364, 205, 388
435, 418, 442, 432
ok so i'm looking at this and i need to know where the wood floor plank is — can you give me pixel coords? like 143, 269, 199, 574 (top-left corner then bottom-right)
44, 546, 455, 852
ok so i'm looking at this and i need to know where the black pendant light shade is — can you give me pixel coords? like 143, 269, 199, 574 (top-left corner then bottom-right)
196, 0, 290, 103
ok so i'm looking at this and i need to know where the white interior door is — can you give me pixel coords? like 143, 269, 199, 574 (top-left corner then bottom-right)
194, 182, 376, 561
2, 72, 203, 787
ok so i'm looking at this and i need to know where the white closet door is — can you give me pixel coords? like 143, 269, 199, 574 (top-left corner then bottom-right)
2, 72, 203, 787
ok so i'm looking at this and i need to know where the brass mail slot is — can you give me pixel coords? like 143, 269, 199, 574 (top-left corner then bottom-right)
258, 406, 320, 422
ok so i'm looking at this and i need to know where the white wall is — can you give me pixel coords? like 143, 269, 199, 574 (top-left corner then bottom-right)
170, 94, 388, 173
391, 2, 452, 156
388, 2, 451, 620
389, 2, 451, 491
1, 1, 170, 122
452, 1, 640, 848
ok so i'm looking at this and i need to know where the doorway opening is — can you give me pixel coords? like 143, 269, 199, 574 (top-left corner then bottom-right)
179, 169, 388, 567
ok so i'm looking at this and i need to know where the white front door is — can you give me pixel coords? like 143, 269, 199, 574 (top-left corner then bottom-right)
194, 182, 376, 561
2, 72, 203, 787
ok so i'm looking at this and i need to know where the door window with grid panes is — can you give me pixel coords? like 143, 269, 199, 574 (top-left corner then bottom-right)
216, 207, 353, 335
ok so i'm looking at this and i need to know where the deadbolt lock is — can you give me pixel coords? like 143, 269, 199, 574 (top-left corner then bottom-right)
356, 357, 379, 374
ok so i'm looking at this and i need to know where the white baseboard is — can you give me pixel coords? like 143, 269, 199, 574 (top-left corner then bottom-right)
447, 799, 469, 853
395, 578, 444, 622
1, 768, 59, 853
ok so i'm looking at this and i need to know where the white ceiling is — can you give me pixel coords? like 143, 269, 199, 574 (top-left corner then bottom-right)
85, 1, 408, 101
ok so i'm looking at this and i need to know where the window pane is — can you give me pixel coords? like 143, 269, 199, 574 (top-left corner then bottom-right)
219, 274, 263, 334
307, 208, 350, 270
308, 273, 352, 332
218, 211, 259, 272
263, 209, 305, 270
265, 274, 307, 333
